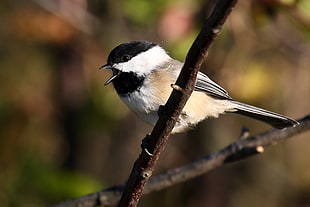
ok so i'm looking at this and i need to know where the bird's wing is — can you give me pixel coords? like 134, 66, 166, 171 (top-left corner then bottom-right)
164, 60, 231, 99
195, 71, 231, 99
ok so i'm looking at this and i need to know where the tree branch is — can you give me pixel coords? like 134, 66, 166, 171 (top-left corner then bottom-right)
49, 115, 310, 207
117, 0, 238, 206
145, 115, 310, 192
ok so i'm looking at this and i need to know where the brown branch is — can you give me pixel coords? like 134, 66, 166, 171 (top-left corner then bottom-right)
117, 0, 238, 206
145, 115, 310, 192
49, 115, 310, 207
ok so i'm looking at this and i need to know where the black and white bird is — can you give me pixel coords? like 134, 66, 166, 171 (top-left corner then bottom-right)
100, 41, 298, 133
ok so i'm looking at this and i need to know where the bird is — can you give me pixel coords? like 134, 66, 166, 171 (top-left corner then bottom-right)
100, 40, 298, 133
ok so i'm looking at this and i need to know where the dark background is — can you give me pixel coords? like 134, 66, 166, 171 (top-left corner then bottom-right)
0, 0, 310, 206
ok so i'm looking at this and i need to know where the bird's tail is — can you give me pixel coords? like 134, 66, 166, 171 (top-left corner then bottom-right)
231, 100, 298, 129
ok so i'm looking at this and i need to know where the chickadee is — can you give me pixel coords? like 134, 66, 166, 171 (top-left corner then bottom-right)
100, 41, 298, 133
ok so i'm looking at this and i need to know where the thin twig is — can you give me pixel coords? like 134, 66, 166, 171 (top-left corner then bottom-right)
49, 115, 310, 207
144, 115, 310, 193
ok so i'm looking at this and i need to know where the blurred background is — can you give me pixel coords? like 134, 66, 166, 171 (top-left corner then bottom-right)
0, 0, 310, 206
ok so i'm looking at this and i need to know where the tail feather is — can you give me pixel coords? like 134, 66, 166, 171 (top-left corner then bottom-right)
231, 101, 298, 129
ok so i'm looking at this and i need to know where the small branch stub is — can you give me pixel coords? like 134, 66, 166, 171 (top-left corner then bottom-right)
212, 26, 222, 34
240, 127, 250, 139
141, 170, 153, 179
256, 146, 264, 153
171, 84, 184, 92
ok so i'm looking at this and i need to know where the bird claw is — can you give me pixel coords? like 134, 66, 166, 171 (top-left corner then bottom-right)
141, 134, 154, 156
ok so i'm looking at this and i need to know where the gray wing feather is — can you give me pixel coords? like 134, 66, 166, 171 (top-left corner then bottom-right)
195, 72, 231, 99
165, 60, 231, 99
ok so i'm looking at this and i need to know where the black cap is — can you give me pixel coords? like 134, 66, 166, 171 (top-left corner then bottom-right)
107, 41, 158, 65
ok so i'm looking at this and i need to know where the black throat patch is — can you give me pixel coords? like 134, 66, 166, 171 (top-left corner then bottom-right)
112, 72, 145, 96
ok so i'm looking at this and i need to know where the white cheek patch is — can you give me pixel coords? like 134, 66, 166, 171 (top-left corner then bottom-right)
114, 46, 171, 76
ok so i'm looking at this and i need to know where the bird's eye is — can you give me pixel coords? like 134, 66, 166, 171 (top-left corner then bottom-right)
121, 54, 131, 62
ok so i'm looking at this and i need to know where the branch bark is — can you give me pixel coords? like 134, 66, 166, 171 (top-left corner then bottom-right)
117, 0, 238, 206
49, 115, 310, 207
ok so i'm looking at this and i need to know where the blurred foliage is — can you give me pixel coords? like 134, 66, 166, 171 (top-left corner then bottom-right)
122, 0, 169, 25
0, 0, 310, 207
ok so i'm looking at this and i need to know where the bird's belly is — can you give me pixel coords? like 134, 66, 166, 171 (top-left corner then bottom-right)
174, 92, 235, 133
119, 89, 163, 126
120, 88, 235, 133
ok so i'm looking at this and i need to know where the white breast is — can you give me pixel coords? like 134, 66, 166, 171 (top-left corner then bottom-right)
118, 62, 236, 133
119, 86, 163, 126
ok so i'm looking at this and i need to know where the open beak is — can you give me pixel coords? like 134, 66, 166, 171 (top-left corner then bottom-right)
99, 64, 121, 85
